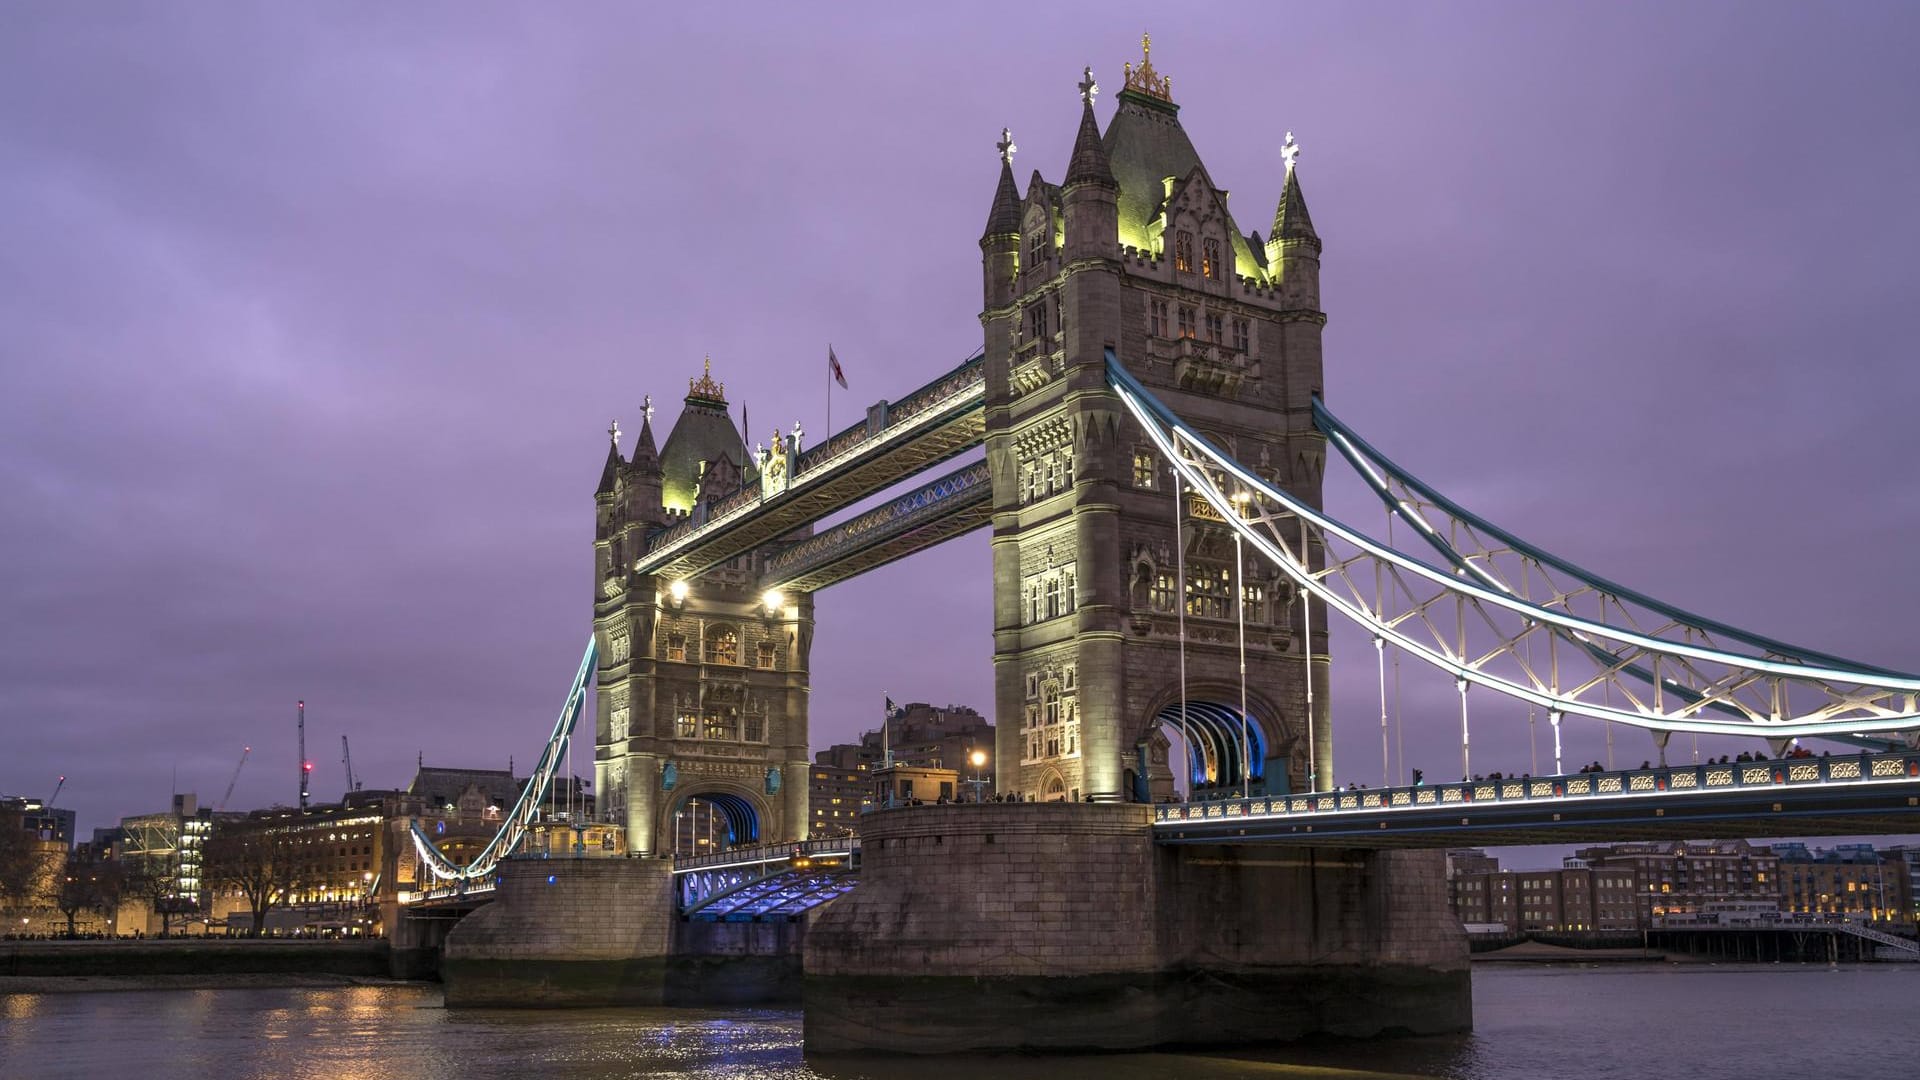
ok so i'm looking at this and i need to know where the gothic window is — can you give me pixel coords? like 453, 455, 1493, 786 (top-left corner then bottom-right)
677, 714, 699, 739
1202, 237, 1221, 280
1177, 305, 1196, 339
1205, 312, 1224, 343
1062, 569, 1075, 614
1027, 299, 1050, 342
1132, 449, 1156, 489
1027, 227, 1049, 269
1242, 580, 1267, 623
1063, 665, 1075, 690
1232, 317, 1250, 352
1026, 673, 1040, 697
744, 715, 765, 742
704, 711, 737, 741
756, 640, 777, 670
1175, 230, 1194, 273
1187, 566, 1232, 619
1151, 572, 1176, 612
704, 625, 739, 665
1044, 577, 1061, 619
1149, 299, 1168, 338
666, 633, 687, 662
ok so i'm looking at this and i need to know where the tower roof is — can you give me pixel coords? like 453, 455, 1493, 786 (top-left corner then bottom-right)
1102, 37, 1206, 249
1272, 142, 1319, 248
596, 419, 623, 496
633, 395, 659, 467
982, 129, 1022, 241
660, 358, 748, 512
1064, 68, 1115, 188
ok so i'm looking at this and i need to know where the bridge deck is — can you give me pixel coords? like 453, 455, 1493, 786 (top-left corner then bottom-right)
1155, 751, 1920, 848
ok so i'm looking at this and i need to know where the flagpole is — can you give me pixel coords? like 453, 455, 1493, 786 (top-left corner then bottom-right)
825, 342, 833, 448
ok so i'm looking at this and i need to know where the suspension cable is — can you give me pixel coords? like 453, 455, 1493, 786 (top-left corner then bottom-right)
1301, 517, 1316, 792
1458, 677, 1471, 780
1376, 635, 1389, 787
1171, 465, 1192, 794
1234, 530, 1250, 800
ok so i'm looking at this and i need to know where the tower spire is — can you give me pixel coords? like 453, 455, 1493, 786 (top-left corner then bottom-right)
982, 128, 1022, 241
633, 394, 659, 465
1271, 131, 1319, 248
1064, 66, 1114, 188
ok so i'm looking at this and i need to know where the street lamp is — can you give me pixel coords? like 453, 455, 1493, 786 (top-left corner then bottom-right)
968, 749, 989, 803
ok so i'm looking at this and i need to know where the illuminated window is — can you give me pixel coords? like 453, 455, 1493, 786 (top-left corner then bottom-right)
1150, 573, 1176, 612
1132, 449, 1156, 489
666, 634, 686, 662
704, 712, 737, 741
677, 714, 699, 739
1177, 305, 1196, 339
1202, 237, 1221, 279
704, 625, 738, 665
756, 641, 777, 670
1186, 565, 1231, 619
1174, 230, 1194, 272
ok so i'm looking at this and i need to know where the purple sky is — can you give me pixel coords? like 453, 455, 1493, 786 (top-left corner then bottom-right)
4, 3, 1919, 843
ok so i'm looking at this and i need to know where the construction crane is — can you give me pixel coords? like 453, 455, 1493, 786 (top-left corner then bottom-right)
298, 700, 311, 810
341, 735, 359, 794
48, 776, 65, 806
218, 747, 250, 811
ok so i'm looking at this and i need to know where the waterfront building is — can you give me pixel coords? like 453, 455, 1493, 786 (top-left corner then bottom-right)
808, 703, 995, 833
1450, 863, 1638, 932
1773, 842, 1912, 924
114, 793, 216, 930
1573, 840, 1779, 924
1443, 848, 1499, 921
1880, 844, 1920, 923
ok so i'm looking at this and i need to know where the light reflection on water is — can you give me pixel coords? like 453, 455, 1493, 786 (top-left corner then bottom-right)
0, 965, 1913, 1080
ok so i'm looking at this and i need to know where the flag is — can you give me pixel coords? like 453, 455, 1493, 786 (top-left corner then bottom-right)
829, 345, 848, 389
884, 695, 904, 719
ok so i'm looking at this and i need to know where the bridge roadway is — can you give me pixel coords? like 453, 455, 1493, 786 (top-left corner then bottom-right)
1155, 749, 1920, 848
635, 351, 985, 584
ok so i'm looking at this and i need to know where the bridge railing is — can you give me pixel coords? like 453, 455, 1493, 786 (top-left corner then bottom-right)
1153, 750, 1920, 827
671, 836, 861, 875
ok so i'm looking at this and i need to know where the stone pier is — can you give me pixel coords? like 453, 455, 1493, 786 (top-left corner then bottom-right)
439, 857, 804, 1007
802, 803, 1469, 1054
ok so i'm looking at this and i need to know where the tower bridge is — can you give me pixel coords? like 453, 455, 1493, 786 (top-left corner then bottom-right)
411, 39, 1919, 1054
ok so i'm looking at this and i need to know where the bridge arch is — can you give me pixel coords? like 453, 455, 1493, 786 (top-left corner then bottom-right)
663, 784, 767, 857
1142, 682, 1294, 799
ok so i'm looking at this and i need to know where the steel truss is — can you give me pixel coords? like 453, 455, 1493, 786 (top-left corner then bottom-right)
409, 635, 597, 882
1107, 350, 1920, 747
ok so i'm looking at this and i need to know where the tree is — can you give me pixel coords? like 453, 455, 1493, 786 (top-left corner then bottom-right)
204, 825, 313, 937
120, 857, 186, 937
49, 854, 121, 938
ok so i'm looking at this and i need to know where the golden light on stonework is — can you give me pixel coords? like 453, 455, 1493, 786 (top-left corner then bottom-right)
668, 580, 690, 603
762, 588, 785, 615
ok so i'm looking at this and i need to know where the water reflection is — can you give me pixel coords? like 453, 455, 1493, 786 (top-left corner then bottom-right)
1, 966, 1913, 1080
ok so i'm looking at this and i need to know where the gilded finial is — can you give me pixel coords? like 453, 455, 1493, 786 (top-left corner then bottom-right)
688, 355, 726, 403
1123, 31, 1173, 103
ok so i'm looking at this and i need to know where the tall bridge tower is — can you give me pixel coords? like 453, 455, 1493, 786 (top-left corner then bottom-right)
982, 40, 1333, 799
591, 363, 814, 856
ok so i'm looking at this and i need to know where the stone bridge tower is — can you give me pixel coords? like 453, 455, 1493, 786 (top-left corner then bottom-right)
591, 362, 814, 856
982, 42, 1332, 801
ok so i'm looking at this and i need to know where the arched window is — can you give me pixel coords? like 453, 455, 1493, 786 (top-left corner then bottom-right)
704, 625, 739, 664
1045, 775, 1067, 800
1175, 230, 1194, 273
1202, 237, 1221, 279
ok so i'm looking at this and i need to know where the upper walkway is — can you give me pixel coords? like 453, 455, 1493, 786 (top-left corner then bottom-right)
634, 351, 984, 584
1154, 749, 1920, 848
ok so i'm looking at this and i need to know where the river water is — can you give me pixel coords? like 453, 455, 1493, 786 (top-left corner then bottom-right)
1, 964, 1913, 1080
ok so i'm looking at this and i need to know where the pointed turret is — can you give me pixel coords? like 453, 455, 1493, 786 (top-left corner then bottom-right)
596, 420, 624, 496
981, 128, 1022, 310
1271, 140, 1319, 249
1064, 69, 1115, 189
982, 130, 1022, 243
632, 396, 659, 470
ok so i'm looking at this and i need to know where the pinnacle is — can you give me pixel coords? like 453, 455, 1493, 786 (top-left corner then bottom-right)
1064, 95, 1114, 188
